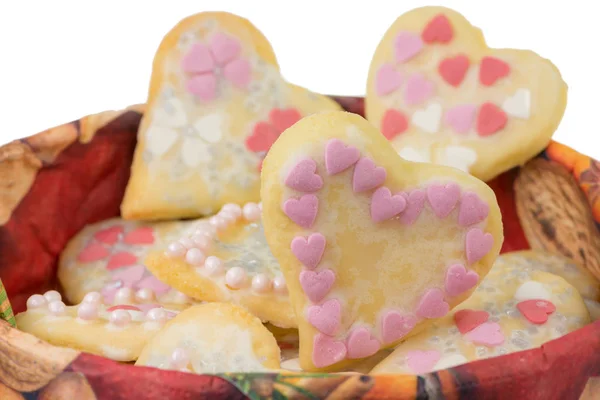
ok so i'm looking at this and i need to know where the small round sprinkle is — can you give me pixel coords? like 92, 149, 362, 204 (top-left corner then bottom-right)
146, 308, 168, 324
204, 256, 223, 275
170, 347, 190, 369
114, 287, 135, 304
136, 288, 156, 302
225, 267, 247, 289
186, 248, 206, 266
48, 300, 66, 316
195, 223, 216, 236
26, 294, 47, 310
166, 242, 186, 257
44, 290, 62, 303
110, 309, 132, 327
173, 291, 190, 304
191, 234, 212, 251
209, 215, 228, 231
222, 203, 242, 218
82, 292, 102, 304
179, 237, 195, 249
242, 203, 261, 221
219, 210, 238, 224
77, 302, 98, 320
272, 276, 288, 294
251, 274, 271, 293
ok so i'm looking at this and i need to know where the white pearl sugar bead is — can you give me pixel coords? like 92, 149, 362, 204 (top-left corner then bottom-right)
166, 242, 186, 257
173, 291, 190, 304
146, 307, 168, 324
114, 287, 135, 304
251, 274, 271, 293
43, 290, 62, 303
204, 256, 223, 275
110, 309, 132, 327
222, 203, 242, 219
191, 233, 212, 251
136, 288, 156, 302
272, 276, 288, 294
26, 294, 47, 310
209, 215, 228, 231
179, 237, 195, 249
48, 300, 66, 316
242, 203, 261, 222
77, 302, 99, 320
225, 266, 247, 289
186, 248, 206, 266
82, 291, 102, 304
195, 222, 216, 236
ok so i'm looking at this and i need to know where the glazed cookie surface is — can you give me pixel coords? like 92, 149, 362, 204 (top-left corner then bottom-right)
371, 261, 589, 374
261, 111, 503, 371
58, 217, 196, 308
16, 290, 177, 361
366, 6, 567, 181
135, 302, 280, 373
145, 202, 294, 328
121, 11, 341, 221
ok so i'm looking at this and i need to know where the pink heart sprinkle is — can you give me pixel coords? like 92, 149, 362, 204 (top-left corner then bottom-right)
312, 333, 347, 368
426, 183, 461, 218
381, 311, 417, 344
445, 264, 479, 297
416, 288, 449, 319
458, 192, 489, 227
136, 275, 171, 295
223, 58, 252, 89
399, 190, 426, 225
284, 158, 324, 193
93, 226, 124, 245
307, 299, 341, 336
209, 33, 242, 65
346, 327, 381, 359
291, 233, 326, 270
464, 322, 505, 346
395, 31, 424, 63
375, 63, 404, 96
353, 158, 386, 193
181, 43, 215, 74
111, 265, 146, 286
404, 73, 435, 106
299, 269, 335, 303
406, 350, 441, 374
325, 139, 360, 175
283, 194, 319, 228
371, 187, 407, 222
465, 228, 494, 264
444, 104, 477, 134
77, 242, 109, 263
106, 252, 138, 271
186, 74, 217, 102
123, 227, 155, 245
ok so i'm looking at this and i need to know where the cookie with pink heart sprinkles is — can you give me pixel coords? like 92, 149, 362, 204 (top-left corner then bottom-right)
366, 6, 567, 182
261, 111, 503, 371
145, 201, 295, 328
371, 255, 590, 375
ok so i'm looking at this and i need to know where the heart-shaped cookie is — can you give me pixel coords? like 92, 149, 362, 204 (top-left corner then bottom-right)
145, 201, 294, 328
366, 6, 567, 181
16, 290, 179, 361
120, 12, 340, 220
58, 217, 198, 309
261, 111, 503, 371
371, 255, 590, 374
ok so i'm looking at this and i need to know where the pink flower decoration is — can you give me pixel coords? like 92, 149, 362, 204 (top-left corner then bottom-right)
181, 33, 252, 101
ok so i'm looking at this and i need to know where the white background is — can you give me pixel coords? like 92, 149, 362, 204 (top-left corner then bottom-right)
0, 1, 598, 158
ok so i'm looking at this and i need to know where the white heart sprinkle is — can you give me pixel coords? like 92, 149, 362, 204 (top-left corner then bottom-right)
514, 281, 551, 301
411, 103, 442, 133
439, 145, 477, 172
398, 147, 431, 163
181, 137, 211, 167
193, 113, 224, 143
145, 126, 179, 156
502, 89, 531, 119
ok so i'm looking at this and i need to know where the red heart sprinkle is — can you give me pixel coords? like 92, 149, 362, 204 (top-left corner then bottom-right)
123, 227, 155, 245
454, 309, 489, 334
106, 252, 138, 271
245, 122, 279, 153
269, 108, 302, 133
381, 109, 409, 140
479, 57, 510, 86
422, 14, 453, 44
439, 55, 470, 87
517, 300, 556, 325
93, 226, 124, 245
476, 103, 507, 136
